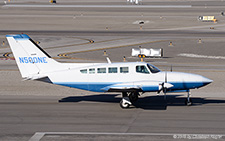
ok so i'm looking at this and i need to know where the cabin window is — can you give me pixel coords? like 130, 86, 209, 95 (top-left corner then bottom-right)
97, 68, 106, 73
147, 64, 160, 73
136, 65, 149, 74
120, 67, 129, 73
108, 67, 117, 73
80, 69, 87, 74
89, 68, 95, 74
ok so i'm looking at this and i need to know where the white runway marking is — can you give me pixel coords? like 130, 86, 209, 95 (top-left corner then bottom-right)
29, 132, 224, 141
3, 5, 192, 8
29, 132, 45, 141
178, 53, 225, 60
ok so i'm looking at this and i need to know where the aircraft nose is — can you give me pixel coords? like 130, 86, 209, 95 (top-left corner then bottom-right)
187, 73, 213, 88
202, 77, 213, 87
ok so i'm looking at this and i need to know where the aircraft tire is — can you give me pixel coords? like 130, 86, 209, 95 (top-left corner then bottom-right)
120, 100, 130, 109
129, 92, 138, 103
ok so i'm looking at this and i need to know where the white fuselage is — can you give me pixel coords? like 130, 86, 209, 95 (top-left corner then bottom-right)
46, 62, 212, 92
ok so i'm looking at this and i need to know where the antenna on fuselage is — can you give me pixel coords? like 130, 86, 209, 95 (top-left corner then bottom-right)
106, 57, 111, 64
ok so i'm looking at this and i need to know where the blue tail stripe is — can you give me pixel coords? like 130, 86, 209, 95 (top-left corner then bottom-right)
6, 34, 30, 40
53, 82, 205, 92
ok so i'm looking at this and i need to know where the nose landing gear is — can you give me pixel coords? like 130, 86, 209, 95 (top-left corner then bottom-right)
185, 90, 192, 106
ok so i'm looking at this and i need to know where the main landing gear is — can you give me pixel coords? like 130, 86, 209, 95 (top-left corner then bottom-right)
119, 90, 193, 108
120, 92, 139, 108
185, 90, 192, 106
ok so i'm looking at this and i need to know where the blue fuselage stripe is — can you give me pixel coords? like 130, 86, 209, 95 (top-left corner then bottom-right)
54, 82, 205, 92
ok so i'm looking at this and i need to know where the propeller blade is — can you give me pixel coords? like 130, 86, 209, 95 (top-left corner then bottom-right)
165, 71, 167, 83
164, 72, 167, 100
158, 72, 173, 95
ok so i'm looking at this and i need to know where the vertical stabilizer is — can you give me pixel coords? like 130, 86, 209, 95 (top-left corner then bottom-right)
6, 34, 61, 79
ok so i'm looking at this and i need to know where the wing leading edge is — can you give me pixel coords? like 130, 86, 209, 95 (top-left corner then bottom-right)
101, 81, 173, 92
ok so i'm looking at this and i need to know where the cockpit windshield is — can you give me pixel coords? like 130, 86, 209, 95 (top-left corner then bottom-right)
147, 64, 160, 73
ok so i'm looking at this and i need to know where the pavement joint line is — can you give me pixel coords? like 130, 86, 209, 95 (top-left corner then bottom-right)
0, 46, 8, 49
3, 5, 192, 8
29, 132, 225, 141
0, 69, 18, 71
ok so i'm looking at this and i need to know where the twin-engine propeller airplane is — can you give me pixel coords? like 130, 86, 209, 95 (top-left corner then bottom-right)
6, 34, 212, 108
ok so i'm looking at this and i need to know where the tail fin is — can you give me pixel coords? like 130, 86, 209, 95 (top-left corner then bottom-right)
6, 34, 61, 79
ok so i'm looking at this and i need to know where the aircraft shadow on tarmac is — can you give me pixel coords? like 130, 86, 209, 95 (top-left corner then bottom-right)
59, 94, 225, 110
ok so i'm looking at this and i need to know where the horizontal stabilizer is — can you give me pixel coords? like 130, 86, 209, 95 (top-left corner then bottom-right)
23, 75, 48, 80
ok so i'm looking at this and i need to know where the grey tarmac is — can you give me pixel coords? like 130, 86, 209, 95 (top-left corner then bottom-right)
1, 0, 225, 140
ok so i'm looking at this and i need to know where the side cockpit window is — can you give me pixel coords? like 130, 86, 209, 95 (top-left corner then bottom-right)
136, 65, 149, 74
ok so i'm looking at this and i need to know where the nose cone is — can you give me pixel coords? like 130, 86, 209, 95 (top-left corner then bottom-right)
202, 77, 213, 87
192, 74, 213, 88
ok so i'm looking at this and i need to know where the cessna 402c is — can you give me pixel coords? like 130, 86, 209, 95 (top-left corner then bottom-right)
6, 34, 213, 108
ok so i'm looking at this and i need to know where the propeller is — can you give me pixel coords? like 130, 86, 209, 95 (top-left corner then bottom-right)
163, 71, 167, 100
157, 71, 173, 100
157, 71, 167, 93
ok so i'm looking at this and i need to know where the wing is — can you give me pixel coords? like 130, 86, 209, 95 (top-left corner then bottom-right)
101, 81, 173, 92
101, 82, 142, 92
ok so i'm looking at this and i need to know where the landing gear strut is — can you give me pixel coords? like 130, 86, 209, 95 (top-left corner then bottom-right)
120, 92, 139, 108
185, 90, 192, 106
120, 92, 131, 108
